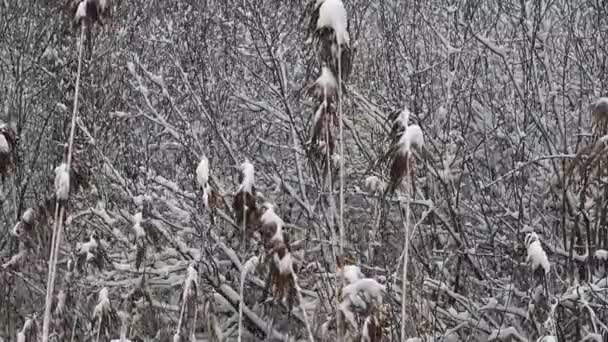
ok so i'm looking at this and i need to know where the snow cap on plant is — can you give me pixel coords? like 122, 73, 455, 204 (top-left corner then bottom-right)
525, 232, 550, 275
259, 202, 285, 247
364, 175, 386, 194
307, 0, 353, 80
386, 112, 425, 194
75, 233, 107, 272
196, 155, 212, 208
306, 66, 338, 102
182, 262, 199, 302
0, 121, 17, 182
267, 237, 297, 309
93, 286, 119, 338
591, 97, 608, 139
72, 0, 112, 26
338, 264, 365, 285
232, 160, 258, 228
132, 212, 145, 239
338, 275, 386, 339
17, 314, 37, 342
306, 97, 338, 172
54, 143, 86, 205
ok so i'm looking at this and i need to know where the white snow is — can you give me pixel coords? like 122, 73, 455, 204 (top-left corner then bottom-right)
398, 124, 424, 154
339, 264, 364, 284
274, 252, 293, 275
98, 0, 109, 12
260, 204, 285, 243
593, 97, 608, 111
525, 232, 550, 274
395, 108, 411, 129
75, 1, 87, 21
315, 67, 337, 96
77, 235, 98, 255
21, 208, 34, 224
238, 161, 255, 193
93, 287, 110, 318
54, 163, 70, 201
338, 299, 358, 329
183, 263, 199, 301
132, 212, 145, 239
196, 156, 209, 188
260, 203, 284, 227
342, 278, 385, 307
0, 133, 9, 153
11, 222, 23, 237
595, 249, 608, 260
361, 316, 373, 342
364, 175, 385, 193
317, 0, 350, 46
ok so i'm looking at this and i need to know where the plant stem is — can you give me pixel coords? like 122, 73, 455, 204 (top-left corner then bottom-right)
401, 175, 411, 342
42, 23, 86, 342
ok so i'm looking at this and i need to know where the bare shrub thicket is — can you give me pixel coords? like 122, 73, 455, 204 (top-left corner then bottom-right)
1, 0, 608, 341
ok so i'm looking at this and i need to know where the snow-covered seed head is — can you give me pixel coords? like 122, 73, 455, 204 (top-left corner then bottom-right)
308, 67, 338, 100
396, 108, 410, 128
524, 232, 539, 248
237, 160, 255, 192
0, 122, 17, 179
339, 264, 364, 285
240, 160, 254, 176
591, 97, 608, 122
93, 287, 112, 321
397, 125, 424, 155
273, 244, 293, 275
132, 212, 145, 239
524, 232, 550, 275
11, 222, 23, 237
316, 0, 350, 46
0, 132, 8, 154
196, 155, 209, 189
78, 0, 107, 24
342, 278, 386, 307
74, 0, 88, 22
54, 163, 71, 201
591, 97, 608, 137
21, 208, 35, 225
364, 175, 385, 194
183, 263, 199, 301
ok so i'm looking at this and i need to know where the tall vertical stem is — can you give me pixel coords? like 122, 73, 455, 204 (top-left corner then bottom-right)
42, 23, 86, 342
400, 173, 411, 341
336, 42, 346, 342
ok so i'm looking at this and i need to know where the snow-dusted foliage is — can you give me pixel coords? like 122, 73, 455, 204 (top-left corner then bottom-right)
4, 1, 608, 341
